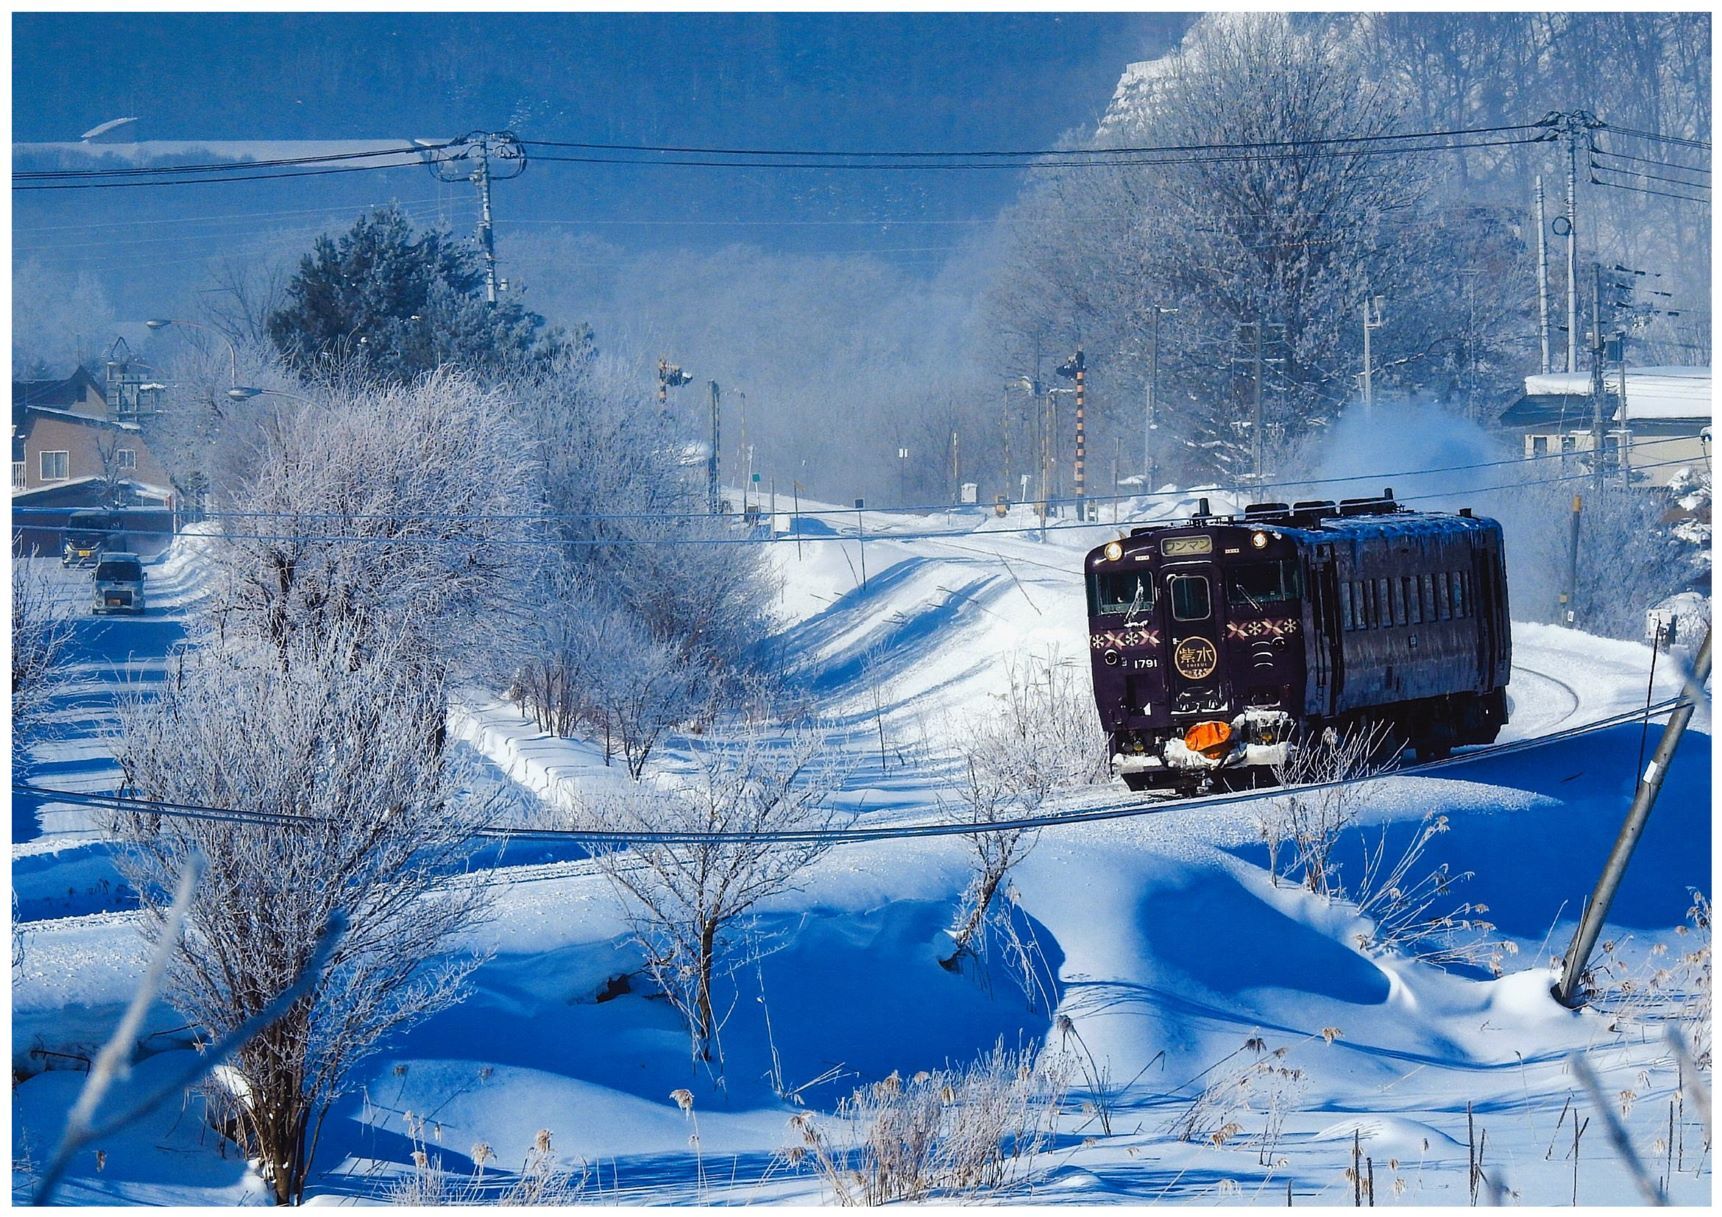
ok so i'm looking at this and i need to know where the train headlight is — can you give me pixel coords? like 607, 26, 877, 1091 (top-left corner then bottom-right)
1250, 530, 1269, 549
1104, 541, 1123, 562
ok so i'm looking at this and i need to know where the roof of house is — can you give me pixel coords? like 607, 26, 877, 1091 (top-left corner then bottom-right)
1503, 365, 1711, 428
11, 475, 172, 504
12, 367, 104, 410
13, 405, 141, 434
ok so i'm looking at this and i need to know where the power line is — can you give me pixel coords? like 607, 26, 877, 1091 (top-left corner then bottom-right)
1590, 171, 1712, 206
13, 131, 1553, 193
1590, 158, 1712, 192
12, 694, 1692, 849
13, 141, 449, 181
13, 160, 433, 193
1589, 145, 1710, 175
1599, 123, 1712, 151
526, 135, 1549, 174
518, 120, 1549, 160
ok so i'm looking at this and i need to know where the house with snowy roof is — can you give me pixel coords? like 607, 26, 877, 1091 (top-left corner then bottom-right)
12, 362, 176, 552
1497, 366, 1711, 489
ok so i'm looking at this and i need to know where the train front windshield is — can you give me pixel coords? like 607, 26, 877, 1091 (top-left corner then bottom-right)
1225, 560, 1301, 610
1090, 571, 1156, 617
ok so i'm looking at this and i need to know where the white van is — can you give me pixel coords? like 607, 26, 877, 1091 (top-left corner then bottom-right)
92, 553, 146, 614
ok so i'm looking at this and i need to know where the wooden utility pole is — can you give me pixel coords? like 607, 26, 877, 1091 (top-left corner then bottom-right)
1589, 262, 1607, 496
707, 380, 721, 514
1554, 629, 1712, 1007
1253, 322, 1265, 486
1536, 175, 1552, 374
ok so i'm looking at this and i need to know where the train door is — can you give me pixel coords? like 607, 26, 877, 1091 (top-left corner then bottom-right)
1471, 537, 1504, 687
1164, 563, 1226, 713
1306, 547, 1342, 714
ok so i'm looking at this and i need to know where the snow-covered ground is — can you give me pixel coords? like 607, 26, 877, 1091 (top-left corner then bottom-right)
12, 502, 1712, 1205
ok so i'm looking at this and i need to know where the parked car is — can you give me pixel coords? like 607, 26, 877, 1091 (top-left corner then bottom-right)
91, 552, 146, 614
62, 509, 122, 567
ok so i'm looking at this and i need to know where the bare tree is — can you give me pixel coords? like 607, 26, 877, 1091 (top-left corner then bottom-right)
582, 732, 846, 1065
201, 254, 289, 351
110, 627, 495, 1205
943, 651, 1108, 967
12, 539, 77, 750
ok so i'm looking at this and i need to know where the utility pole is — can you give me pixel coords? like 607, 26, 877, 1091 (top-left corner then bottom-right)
1561, 494, 1581, 626
1361, 294, 1385, 413
1252, 321, 1265, 486
1535, 174, 1552, 375
950, 429, 960, 503
426, 131, 526, 306
707, 380, 721, 514
1565, 116, 1580, 374
1057, 349, 1086, 521
1554, 629, 1712, 1007
1589, 261, 1607, 496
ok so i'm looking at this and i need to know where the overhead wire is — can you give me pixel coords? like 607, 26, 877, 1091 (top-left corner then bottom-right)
12, 694, 1696, 849
518, 120, 1549, 159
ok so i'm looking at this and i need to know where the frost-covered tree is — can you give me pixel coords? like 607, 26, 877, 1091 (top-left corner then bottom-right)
266, 206, 567, 384
12, 258, 115, 378
110, 628, 494, 1205
583, 733, 845, 1065
943, 653, 1108, 968
505, 350, 780, 763
206, 369, 535, 685
11, 540, 76, 750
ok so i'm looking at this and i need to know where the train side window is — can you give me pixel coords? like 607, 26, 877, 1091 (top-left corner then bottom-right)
1436, 572, 1452, 620
1420, 573, 1435, 621
1390, 577, 1406, 626
1168, 574, 1211, 621
1405, 575, 1421, 624
1363, 580, 1377, 629
1377, 578, 1393, 626
1339, 580, 1354, 630
1454, 570, 1468, 618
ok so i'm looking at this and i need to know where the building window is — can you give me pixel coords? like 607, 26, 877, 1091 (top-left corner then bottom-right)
39, 450, 69, 481
11, 461, 24, 489
117, 448, 137, 470
1529, 435, 1550, 457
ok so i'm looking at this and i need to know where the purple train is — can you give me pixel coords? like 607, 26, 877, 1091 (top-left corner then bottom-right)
1082, 490, 1511, 792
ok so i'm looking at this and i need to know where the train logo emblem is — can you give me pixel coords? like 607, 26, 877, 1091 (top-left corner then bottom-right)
1173, 637, 1218, 681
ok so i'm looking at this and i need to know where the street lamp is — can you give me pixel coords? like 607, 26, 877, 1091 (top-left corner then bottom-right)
145, 318, 260, 400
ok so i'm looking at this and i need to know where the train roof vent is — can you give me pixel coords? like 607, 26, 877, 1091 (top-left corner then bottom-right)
1291, 499, 1335, 514
1243, 502, 1290, 518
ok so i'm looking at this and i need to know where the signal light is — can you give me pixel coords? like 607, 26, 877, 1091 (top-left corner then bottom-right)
1104, 541, 1123, 561
1251, 531, 1269, 549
